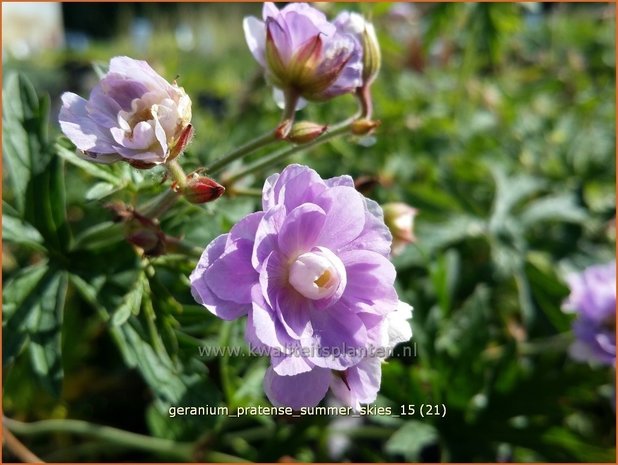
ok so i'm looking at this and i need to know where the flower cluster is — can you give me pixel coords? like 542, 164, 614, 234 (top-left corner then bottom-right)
191, 165, 412, 409
563, 261, 616, 366
59, 56, 192, 168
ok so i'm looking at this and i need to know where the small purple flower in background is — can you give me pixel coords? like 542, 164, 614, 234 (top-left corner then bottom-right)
563, 261, 616, 366
243, 3, 363, 109
59, 56, 192, 168
191, 164, 413, 409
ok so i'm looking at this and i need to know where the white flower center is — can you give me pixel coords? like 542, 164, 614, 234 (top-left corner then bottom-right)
289, 247, 346, 300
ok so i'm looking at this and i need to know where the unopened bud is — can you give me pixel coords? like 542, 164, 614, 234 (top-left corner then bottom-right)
183, 175, 225, 204
361, 22, 381, 86
275, 118, 294, 140
286, 121, 328, 144
351, 118, 381, 135
382, 202, 418, 256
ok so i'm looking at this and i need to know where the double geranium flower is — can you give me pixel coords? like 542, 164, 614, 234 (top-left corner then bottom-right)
191, 165, 412, 409
59, 57, 192, 168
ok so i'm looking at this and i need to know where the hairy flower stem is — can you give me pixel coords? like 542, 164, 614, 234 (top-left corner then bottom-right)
166, 158, 188, 190
206, 130, 280, 176
3, 417, 248, 463
223, 117, 356, 186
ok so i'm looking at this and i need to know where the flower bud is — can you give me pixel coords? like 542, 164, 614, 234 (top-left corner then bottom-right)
183, 175, 225, 204
382, 202, 418, 256
286, 121, 328, 144
351, 118, 381, 135
335, 12, 381, 86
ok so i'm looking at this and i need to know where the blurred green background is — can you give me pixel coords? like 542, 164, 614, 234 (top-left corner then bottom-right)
2, 2, 616, 462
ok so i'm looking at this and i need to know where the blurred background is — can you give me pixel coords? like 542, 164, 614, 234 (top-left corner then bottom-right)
2, 2, 616, 462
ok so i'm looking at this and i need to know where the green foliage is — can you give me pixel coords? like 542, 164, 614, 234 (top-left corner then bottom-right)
2, 3, 615, 463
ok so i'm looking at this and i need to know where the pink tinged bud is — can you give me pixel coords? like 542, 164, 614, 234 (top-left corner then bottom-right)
351, 118, 381, 135
286, 121, 328, 144
382, 202, 418, 256
182, 175, 225, 204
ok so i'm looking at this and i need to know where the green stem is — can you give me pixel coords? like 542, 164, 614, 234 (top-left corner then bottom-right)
4, 417, 249, 462
224, 118, 356, 185
206, 130, 279, 176
165, 236, 204, 258
4, 417, 193, 461
219, 322, 235, 406
166, 158, 188, 190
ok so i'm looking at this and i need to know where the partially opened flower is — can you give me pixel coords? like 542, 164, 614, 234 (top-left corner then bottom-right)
191, 164, 412, 409
59, 56, 192, 168
243, 3, 363, 109
563, 261, 616, 366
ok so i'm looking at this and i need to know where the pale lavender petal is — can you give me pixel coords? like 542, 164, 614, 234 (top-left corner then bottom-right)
243, 16, 266, 66
264, 366, 331, 409
271, 352, 314, 376
330, 356, 381, 409
59, 93, 117, 153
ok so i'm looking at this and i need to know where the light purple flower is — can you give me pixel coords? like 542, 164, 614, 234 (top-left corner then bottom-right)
59, 56, 192, 168
190, 164, 412, 409
243, 3, 362, 106
563, 261, 616, 366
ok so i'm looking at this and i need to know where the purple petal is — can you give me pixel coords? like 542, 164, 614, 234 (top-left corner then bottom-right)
277, 203, 326, 258
339, 249, 398, 315
303, 301, 367, 370
262, 164, 327, 211
59, 93, 117, 154
204, 240, 258, 304
264, 365, 331, 409
252, 204, 286, 271
190, 235, 250, 320
251, 285, 296, 350
315, 186, 366, 251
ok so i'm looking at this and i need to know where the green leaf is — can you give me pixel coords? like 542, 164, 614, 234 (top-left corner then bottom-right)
56, 141, 123, 186
520, 193, 588, 228
2, 73, 50, 214
71, 221, 124, 252
2, 263, 49, 365
85, 181, 123, 201
27, 271, 69, 397
386, 420, 439, 461
2, 214, 46, 252
112, 274, 145, 326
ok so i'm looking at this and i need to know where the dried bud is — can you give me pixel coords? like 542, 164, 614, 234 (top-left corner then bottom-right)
286, 121, 328, 144
382, 202, 418, 256
351, 118, 381, 135
183, 175, 225, 204
127, 229, 165, 256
